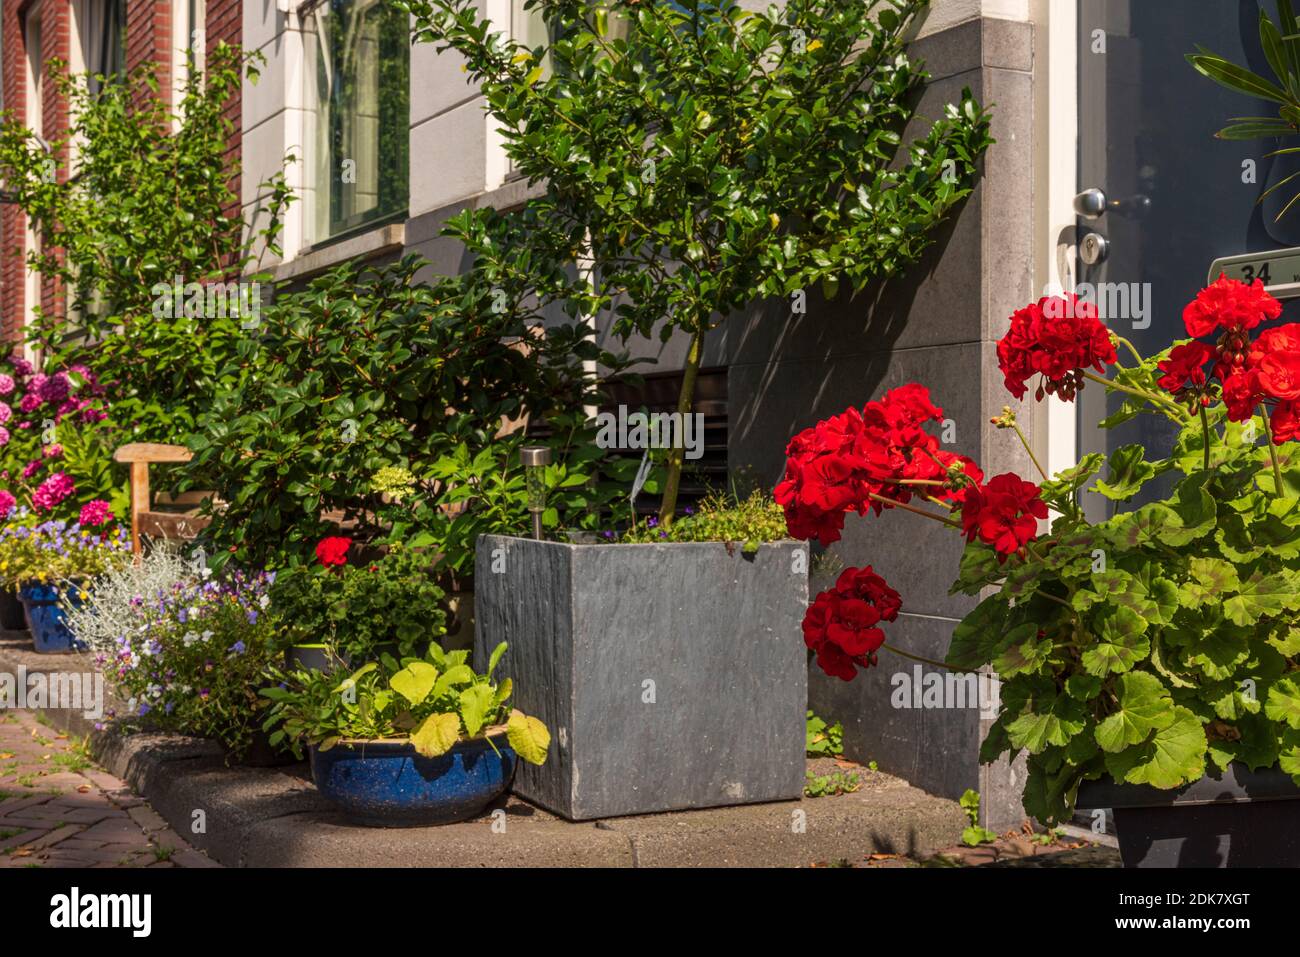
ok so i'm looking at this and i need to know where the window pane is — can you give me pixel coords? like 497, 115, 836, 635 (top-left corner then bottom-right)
304, 0, 410, 243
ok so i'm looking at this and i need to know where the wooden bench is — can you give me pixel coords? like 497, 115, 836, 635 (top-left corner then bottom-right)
113, 443, 215, 556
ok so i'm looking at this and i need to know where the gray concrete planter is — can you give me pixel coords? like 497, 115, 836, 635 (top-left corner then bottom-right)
474, 535, 808, 820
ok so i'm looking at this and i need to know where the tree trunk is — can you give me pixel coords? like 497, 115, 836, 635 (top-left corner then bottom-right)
657, 324, 705, 527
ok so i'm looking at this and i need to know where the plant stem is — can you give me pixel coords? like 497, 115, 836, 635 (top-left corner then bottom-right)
1199, 405, 1212, 472
657, 324, 705, 527
868, 492, 963, 528
1113, 335, 1145, 367
1034, 589, 1074, 609
1081, 369, 1186, 419
1012, 422, 1049, 482
1260, 405, 1286, 494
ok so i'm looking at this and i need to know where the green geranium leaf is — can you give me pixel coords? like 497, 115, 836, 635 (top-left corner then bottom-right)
1104, 706, 1207, 789
1065, 674, 1102, 700
1006, 693, 1088, 753
993, 628, 1052, 677
950, 542, 1004, 595
1082, 606, 1149, 677
1181, 557, 1240, 606
1223, 569, 1300, 626
946, 594, 1011, 670
1094, 672, 1175, 753
1093, 444, 1159, 501
1265, 677, 1300, 730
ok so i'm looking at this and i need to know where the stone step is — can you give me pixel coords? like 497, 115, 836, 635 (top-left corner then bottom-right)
1, 632, 968, 868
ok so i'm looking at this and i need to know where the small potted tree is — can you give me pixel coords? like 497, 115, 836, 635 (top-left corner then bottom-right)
777, 277, 1300, 868
401, 0, 992, 820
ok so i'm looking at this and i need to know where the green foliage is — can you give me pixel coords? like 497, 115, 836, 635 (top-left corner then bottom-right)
617, 491, 787, 550
804, 769, 861, 798
187, 255, 638, 575
99, 569, 281, 760
260, 640, 551, 765
805, 709, 844, 757
1188, 0, 1300, 218
959, 788, 997, 846
955, 395, 1300, 825
0, 45, 293, 442
266, 545, 448, 664
398, 0, 993, 520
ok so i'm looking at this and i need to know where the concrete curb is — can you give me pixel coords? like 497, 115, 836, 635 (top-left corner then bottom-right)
2, 633, 967, 867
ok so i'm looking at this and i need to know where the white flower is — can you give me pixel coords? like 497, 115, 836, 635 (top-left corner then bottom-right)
201, 630, 214, 642
182, 631, 200, 647
259, 594, 270, 610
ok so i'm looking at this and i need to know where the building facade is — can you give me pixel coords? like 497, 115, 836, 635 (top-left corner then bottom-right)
4, 0, 1295, 828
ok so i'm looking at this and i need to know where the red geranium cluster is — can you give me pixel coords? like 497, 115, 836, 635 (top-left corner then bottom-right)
802, 566, 902, 681
956, 473, 1048, 562
1158, 276, 1298, 441
315, 536, 352, 567
775, 384, 983, 546
996, 293, 1118, 402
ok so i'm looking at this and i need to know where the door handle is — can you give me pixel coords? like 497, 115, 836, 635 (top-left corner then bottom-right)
1074, 187, 1151, 220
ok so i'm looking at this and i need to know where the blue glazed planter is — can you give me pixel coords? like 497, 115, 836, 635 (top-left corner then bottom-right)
309, 734, 517, 827
19, 583, 85, 654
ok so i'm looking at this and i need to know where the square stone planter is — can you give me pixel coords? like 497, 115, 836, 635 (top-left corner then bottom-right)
474, 535, 808, 821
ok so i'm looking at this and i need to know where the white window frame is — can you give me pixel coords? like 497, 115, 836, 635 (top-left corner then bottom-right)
173, 0, 208, 108
22, 2, 45, 347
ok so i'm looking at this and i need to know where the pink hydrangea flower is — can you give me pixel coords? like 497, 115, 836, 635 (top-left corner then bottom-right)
38, 372, 70, 403
22, 459, 43, 479
0, 489, 14, 521
19, 394, 40, 414
79, 499, 113, 528
33, 471, 75, 511
0, 427, 8, 448
42, 443, 63, 459
10, 358, 33, 378
0, 402, 9, 424
0, 374, 13, 395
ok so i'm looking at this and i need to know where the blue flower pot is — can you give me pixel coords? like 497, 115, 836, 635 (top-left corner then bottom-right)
18, 583, 85, 654
309, 735, 517, 827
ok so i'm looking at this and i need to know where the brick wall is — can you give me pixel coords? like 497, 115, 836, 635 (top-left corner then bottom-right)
125, 0, 172, 109
1, 2, 28, 346
207, 0, 240, 225
36, 1, 71, 330
2, 0, 244, 344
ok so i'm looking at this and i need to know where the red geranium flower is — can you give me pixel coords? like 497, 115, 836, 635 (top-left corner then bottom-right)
1221, 370, 1263, 423
1157, 341, 1216, 408
997, 294, 1117, 402
1183, 274, 1281, 339
775, 383, 980, 547
957, 473, 1048, 561
315, 536, 352, 567
1272, 400, 1300, 444
802, 566, 902, 681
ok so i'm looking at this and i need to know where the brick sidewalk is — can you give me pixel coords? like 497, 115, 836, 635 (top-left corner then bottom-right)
0, 708, 219, 869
